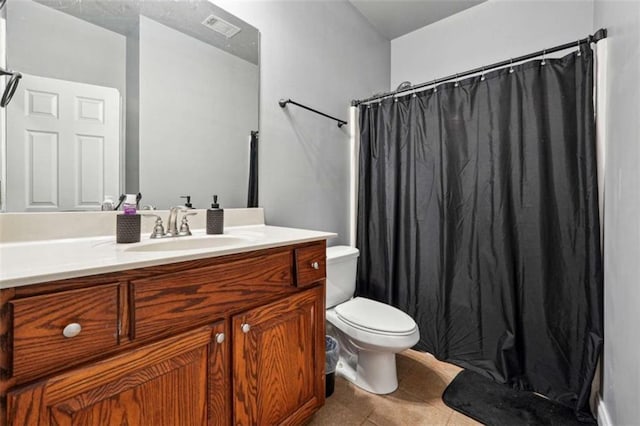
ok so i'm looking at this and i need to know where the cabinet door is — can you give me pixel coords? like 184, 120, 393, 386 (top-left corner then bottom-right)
233, 286, 325, 425
7, 322, 228, 426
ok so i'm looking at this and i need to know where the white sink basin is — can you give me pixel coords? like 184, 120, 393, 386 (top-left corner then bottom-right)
124, 235, 251, 252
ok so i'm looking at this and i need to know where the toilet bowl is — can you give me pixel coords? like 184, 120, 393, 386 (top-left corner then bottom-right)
325, 246, 420, 394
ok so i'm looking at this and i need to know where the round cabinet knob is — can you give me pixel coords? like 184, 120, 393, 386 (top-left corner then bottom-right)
311, 261, 320, 270
241, 323, 251, 334
215, 333, 225, 344
62, 323, 82, 338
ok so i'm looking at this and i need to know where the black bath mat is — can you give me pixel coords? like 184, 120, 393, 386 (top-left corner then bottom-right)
442, 370, 595, 425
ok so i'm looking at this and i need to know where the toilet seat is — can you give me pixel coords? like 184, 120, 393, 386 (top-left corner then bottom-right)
335, 297, 417, 336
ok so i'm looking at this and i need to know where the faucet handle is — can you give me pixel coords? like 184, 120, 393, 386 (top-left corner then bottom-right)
142, 214, 165, 239
178, 212, 198, 236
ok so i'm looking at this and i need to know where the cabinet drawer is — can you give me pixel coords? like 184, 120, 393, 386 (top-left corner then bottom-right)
132, 250, 294, 341
10, 284, 119, 381
295, 242, 326, 287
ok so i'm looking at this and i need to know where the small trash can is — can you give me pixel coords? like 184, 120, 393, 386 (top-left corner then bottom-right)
325, 335, 340, 397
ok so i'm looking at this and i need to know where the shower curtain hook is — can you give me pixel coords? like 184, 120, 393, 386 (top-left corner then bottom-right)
541, 50, 546, 66
481, 67, 486, 81
577, 40, 582, 56
509, 58, 514, 74
454, 74, 460, 87
432, 79, 438, 93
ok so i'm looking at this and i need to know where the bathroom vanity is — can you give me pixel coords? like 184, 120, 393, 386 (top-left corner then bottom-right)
0, 220, 333, 425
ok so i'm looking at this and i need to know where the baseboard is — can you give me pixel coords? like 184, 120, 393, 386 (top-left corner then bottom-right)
597, 396, 613, 426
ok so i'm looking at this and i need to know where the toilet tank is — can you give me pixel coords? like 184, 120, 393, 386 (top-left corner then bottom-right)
326, 245, 360, 309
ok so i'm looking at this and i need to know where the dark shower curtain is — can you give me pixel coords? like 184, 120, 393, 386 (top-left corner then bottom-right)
356, 46, 602, 419
247, 130, 259, 208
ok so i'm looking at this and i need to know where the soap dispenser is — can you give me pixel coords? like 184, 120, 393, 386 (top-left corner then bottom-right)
206, 195, 224, 234
116, 194, 141, 243
180, 195, 194, 209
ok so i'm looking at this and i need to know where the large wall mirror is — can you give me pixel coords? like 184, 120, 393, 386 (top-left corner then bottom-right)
1, 0, 259, 211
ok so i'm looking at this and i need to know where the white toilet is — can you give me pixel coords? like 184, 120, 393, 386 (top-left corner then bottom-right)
325, 245, 420, 394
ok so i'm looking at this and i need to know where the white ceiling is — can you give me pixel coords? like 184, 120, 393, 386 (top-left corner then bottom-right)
33, 0, 260, 64
349, 0, 487, 40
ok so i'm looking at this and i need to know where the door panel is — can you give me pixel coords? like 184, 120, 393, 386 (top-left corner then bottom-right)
6, 73, 120, 211
256, 311, 313, 422
233, 286, 324, 425
50, 347, 208, 426
26, 89, 59, 118
26, 130, 59, 208
75, 134, 105, 207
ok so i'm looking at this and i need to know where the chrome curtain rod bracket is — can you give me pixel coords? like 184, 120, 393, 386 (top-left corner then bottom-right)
279, 98, 347, 128
351, 28, 608, 107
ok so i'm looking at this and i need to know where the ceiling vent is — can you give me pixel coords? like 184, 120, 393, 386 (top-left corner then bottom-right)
202, 14, 241, 38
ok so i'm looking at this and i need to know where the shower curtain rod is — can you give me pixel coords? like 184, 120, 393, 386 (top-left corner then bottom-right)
352, 28, 607, 106
279, 98, 347, 127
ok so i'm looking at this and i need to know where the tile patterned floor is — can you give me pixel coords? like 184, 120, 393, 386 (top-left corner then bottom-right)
308, 350, 482, 426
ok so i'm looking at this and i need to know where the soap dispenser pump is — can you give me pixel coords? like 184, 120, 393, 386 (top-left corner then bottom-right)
206, 195, 224, 234
180, 195, 194, 209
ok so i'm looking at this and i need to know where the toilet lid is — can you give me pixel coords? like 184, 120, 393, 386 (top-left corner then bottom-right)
335, 297, 417, 334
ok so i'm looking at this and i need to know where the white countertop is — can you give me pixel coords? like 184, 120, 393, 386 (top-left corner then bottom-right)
0, 225, 336, 289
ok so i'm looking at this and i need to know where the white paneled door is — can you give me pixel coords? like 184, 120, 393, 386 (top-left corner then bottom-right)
6, 74, 120, 211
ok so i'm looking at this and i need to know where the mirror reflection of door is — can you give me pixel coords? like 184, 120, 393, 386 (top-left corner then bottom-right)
6, 74, 120, 211
3, 0, 260, 211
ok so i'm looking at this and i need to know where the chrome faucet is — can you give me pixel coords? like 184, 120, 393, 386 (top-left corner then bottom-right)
143, 207, 197, 239
165, 206, 183, 237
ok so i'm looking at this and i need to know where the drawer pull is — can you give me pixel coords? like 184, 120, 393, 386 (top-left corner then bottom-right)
62, 323, 82, 338
310, 261, 319, 270
215, 332, 225, 344
241, 323, 251, 334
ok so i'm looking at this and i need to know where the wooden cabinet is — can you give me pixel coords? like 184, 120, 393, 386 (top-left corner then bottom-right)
8, 323, 226, 426
233, 286, 324, 425
10, 284, 120, 382
294, 244, 326, 288
0, 241, 327, 426
130, 250, 294, 341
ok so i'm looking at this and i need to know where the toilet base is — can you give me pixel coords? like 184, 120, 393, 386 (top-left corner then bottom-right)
336, 351, 398, 394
